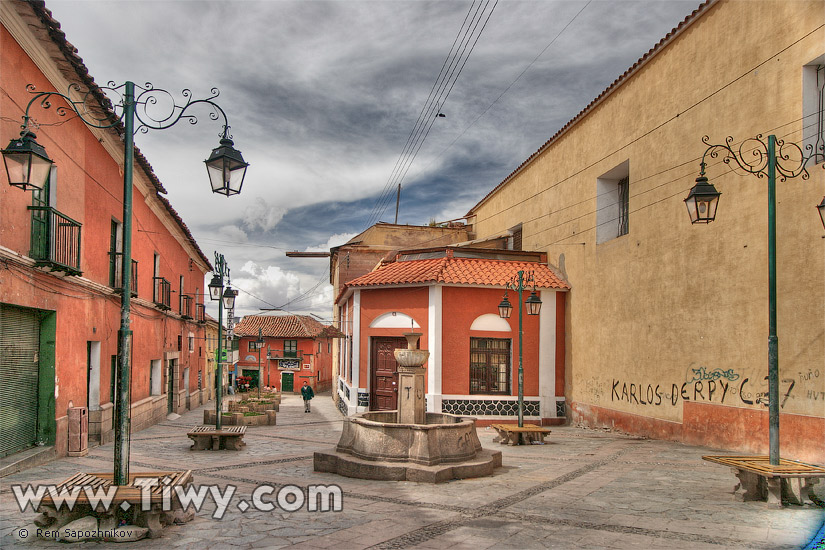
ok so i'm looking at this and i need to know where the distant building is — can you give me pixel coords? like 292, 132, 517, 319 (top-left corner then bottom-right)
335, 247, 569, 423
329, 222, 473, 401
234, 315, 342, 393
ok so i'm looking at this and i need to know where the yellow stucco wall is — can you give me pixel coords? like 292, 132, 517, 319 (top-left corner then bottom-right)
469, 0, 825, 433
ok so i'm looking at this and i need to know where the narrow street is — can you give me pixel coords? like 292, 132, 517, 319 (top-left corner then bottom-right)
2, 393, 822, 549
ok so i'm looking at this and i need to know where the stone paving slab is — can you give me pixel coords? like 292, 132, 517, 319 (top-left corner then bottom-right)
1, 392, 823, 549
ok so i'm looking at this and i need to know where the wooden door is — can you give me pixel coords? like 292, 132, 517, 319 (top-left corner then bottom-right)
370, 337, 407, 411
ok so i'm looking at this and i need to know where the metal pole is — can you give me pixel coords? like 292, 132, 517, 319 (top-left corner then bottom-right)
114, 81, 135, 486
215, 256, 224, 430
394, 183, 401, 224
517, 271, 524, 428
257, 328, 262, 399
767, 135, 779, 465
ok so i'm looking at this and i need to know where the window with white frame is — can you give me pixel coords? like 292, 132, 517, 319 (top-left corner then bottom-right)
803, 57, 824, 164
596, 161, 630, 244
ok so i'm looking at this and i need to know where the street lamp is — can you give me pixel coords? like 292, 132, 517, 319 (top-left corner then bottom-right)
687, 133, 823, 466
209, 253, 234, 431
1, 129, 53, 190
818, 196, 825, 231
256, 328, 264, 398
497, 270, 542, 428
2, 82, 248, 485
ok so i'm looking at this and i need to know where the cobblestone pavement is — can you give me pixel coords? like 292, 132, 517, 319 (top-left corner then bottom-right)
1, 392, 823, 549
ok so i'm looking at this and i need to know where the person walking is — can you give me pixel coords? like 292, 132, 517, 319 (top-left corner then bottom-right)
301, 380, 314, 413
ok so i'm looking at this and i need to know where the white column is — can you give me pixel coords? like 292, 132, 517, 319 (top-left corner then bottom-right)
351, 290, 361, 411
538, 290, 557, 418
88, 342, 101, 410
427, 285, 443, 413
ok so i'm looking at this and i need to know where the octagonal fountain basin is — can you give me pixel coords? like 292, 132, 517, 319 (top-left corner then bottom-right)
314, 412, 502, 483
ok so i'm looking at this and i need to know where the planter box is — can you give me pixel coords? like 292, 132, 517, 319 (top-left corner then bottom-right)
203, 409, 276, 426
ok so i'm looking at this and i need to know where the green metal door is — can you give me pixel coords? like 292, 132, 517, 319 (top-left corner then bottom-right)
0, 305, 41, 457
282, 372, 293, 392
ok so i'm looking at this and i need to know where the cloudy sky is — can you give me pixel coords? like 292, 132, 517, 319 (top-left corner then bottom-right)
44, 0, 699, 321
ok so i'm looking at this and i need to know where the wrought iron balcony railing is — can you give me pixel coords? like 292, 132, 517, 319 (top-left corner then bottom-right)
28, 206, 82, 275
196, 303, 206, 323
153, 276, 171, 310
180, 294, 193, 319
109, 252, 137, 296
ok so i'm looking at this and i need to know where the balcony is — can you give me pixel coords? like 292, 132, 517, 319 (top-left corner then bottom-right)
196, 303, 206, 323
180, 294, 193, 319
28, 206, 82, 275
153, 277, 171, 310
109, 252, 137, 297
267, 350, 303, 362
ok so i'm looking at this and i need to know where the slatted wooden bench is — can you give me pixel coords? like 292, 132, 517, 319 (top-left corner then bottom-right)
490, 423, 551, 445
187, 425, 246, 450
703, 455, 825, 506
35, 470, 193, 538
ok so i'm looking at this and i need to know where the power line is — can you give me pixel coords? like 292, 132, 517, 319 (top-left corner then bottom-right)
364, 0, 500, 229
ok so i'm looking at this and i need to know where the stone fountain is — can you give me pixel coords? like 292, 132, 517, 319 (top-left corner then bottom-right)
314, 333, 501, 483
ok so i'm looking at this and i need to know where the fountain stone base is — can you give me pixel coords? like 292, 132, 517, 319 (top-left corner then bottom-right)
313, 411, 502, 483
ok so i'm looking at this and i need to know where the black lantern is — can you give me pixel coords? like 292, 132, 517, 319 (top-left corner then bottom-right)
205, 137, 248, 196
525, 291, 543, 316
818, 196, 825, 231
498, 294, 513, 319
208, 274, 222, 301
684, 176, 721, 224
2, 130, 53, 190
222, 286, 237, 310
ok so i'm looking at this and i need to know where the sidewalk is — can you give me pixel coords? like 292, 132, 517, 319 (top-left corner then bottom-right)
1, 392, 822, 549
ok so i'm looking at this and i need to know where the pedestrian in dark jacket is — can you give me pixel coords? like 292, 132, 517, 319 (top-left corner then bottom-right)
301, 381, 314, 413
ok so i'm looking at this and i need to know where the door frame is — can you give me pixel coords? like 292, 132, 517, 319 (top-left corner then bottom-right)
369, 336, 407, 411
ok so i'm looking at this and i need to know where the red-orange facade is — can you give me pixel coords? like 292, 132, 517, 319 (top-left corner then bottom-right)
336, 249, 568, 424
1, 8, 213, 459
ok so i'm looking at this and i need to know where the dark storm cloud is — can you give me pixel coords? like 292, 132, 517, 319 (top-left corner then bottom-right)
43, 0, 699, 317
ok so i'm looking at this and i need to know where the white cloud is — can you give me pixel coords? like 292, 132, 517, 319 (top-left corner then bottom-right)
305, 232, 357, 253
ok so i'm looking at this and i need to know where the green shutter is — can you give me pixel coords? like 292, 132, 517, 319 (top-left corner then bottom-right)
0, 305, 41, 457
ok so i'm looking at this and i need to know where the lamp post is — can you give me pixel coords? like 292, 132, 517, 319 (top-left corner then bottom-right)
685, 134, 823, 466
208, 255, 236, 431
497, 270, 542, 428
3, 83, 249, 485
256, 328, 264, 398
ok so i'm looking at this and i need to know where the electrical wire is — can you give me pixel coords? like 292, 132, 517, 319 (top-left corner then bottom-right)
364, 0, 499, 229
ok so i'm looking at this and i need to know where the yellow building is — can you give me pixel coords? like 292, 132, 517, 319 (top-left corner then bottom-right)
466, 0, 824, 463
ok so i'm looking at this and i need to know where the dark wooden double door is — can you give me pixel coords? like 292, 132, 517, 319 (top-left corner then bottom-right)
370, 337, 407, 411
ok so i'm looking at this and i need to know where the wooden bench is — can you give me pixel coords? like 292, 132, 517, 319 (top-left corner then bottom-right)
187, 425, 246, 450
490, 423, 551, 445
703, 455, 825, 506
35, 470, 193, 539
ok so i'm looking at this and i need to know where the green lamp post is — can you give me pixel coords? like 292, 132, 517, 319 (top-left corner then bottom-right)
686, 134, 823, 466
208, 255, 236, 430
2, 82, 248, 485
497, 270, 542, 428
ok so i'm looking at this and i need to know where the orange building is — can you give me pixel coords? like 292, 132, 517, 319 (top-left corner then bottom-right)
234, 315, 342, 393
1, 2, 212, 461
336, 247, 569, 424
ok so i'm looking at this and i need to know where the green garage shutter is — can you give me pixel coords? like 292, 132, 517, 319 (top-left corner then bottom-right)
0, 304, 41, 457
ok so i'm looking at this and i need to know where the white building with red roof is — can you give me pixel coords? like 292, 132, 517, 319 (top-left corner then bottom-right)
335, 247, 569, 424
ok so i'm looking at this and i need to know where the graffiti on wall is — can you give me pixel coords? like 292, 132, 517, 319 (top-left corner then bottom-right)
608, 365, 801, 409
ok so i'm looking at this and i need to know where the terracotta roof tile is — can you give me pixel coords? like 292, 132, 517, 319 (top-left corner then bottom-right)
234, 315, 341, 339
344, 256, 569, 291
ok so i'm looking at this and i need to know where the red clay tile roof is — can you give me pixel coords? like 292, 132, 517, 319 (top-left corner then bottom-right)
343, 256, 569, 291
234, 315, 342, 339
